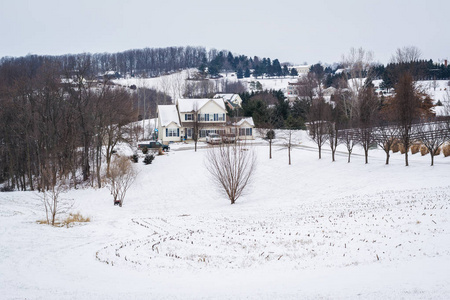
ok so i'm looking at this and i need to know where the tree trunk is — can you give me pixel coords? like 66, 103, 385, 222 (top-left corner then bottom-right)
405, 151, 409, 166
385, 150, 390, 165
288, 146, 291, 165
318, 145, 322, 159
364, 147, 369, 164
269, 140, 272, 159
96, 145, 102, 188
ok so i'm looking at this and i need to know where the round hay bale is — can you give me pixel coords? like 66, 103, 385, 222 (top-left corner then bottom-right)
443, 144, 450, 157
420, 145, 429, 156
399, 144, 408, 154
391, 142, 400, 153
410, 143, 421, 155
434, 147, 441, 156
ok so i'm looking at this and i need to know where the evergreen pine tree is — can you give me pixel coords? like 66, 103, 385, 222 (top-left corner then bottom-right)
244, 68, 251, 78
237, 68, 243, 79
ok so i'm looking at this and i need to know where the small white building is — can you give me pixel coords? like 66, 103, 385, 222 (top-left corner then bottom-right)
213, 94, 243, 110
290, 65, 311, 76
230, 117, 255, 140
157, 105, 181, 144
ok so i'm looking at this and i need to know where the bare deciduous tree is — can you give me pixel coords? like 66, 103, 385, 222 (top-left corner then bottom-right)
338, 129, 358, 163
391, 73, 422, 166
391, 46, 422, 64
341, 47, 375, 121
356, 83, 379, 164
191, 102, 202, 152
374, 125, 399, 165
308, 98, 330, 159
416, 119, 449, 166
37, 177, 73, 226
205, 142, 256, 204
257, 114, 276, 159
281, 128, 300, 165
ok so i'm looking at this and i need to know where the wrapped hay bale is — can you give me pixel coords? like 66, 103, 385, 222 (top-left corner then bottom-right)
420, 145, 429, 156
443, 144, 450, 157
410, 143, 421, 155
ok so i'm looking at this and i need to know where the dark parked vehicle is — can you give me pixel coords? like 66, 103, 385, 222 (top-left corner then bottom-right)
138, 141, 170, 152
222, 133, 236, 143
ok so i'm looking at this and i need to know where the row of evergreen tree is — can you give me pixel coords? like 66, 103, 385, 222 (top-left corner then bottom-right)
0, 46, 291, 79
321, 60, 450, 90
200, 51, 298, 78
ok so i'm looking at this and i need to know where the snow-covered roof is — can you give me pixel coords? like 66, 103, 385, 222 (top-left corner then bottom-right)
214, 93, 239, 102
323, 87, 337, 96
177, 98, 225, 112
232, 117, 255, 127
291, 65, 311, 69
433, 106, 449, 117
158, 105, 180, 127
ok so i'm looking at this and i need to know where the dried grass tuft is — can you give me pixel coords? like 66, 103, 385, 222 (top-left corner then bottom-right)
63, 212, 90, 227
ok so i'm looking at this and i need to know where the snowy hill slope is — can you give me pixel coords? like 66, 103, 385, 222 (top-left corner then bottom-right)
1, 133, 450, 299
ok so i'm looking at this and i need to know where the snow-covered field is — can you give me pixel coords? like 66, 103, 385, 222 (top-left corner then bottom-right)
1, 132, 450, 299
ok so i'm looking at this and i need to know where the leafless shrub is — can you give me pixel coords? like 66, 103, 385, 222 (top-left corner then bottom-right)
205, 142, 256, 204
106, 156, 138, 207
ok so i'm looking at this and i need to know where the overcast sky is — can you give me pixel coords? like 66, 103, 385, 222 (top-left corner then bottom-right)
1, 0, 449, 65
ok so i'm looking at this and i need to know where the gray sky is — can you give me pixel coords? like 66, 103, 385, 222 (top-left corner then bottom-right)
1, 0, 449, 65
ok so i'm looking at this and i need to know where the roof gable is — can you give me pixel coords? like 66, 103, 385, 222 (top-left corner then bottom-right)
158, 105, 180, 127
178, 98, 226, 112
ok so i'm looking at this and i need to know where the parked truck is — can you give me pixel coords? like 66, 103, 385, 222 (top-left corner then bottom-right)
137, 141, 170, 152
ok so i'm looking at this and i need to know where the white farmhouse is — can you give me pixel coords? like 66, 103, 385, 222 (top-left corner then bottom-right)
178, 98, 228, 141
157, 98, 255, 144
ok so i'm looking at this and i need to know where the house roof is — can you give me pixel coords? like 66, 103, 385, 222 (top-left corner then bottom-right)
214, 93, 239, 102
158, 105, 180, 127
231, 117, 255, 127
177, 98, 225, 112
